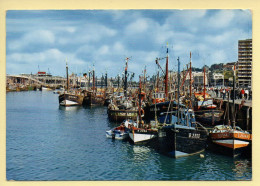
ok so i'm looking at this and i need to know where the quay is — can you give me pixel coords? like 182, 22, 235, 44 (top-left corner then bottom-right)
213, 97, 252, 131
214, 97, 252, 108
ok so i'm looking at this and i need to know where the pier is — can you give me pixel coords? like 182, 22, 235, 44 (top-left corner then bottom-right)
6, 74, 67, 89
213, 97, 252, 131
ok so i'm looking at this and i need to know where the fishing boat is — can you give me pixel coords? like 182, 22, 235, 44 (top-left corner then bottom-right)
59, 91, 84, 106
145, 43, 174, 122
106, 119, 136, 140
147, 100, 185, 122
83, 91, 105, 106
107, 57, 139, 122
208, 67, 252, 157
157, 109, 208, 158
193, 92, 224, 125
107, 94, 138, 122
155, 57, 208, 158
129, 122, 158, 144
104, 92, 112, 106
193, 67, 224, 125
83, 67, 105, 106
208, 125, 251, 157
107, 108, 138, 122
59, 62, 84, 106
129, 76, 159, 145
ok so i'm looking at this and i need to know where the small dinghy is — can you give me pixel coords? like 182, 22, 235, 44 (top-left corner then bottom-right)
106, 120, 136, 140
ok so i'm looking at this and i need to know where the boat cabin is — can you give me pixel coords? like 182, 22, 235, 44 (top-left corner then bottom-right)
159, 109, 196, 127
152, 92, 166, 104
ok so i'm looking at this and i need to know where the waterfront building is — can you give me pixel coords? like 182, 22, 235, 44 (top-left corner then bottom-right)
210, 73, 224, 86
237, 39, 252, 88
183, 71, 209, 88
192, 71, 208, 87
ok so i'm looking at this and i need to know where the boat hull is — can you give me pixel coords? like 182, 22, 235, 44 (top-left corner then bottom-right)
106, 129, 129, 140
104, 98, 111, 106
59, 93, 83, 106
157, 126, 208, 158
208, 131, 251, 157
129, 130, 158, 144
107, 109, 138, 122
194, 110, 224, 125
83, 93, 104, 106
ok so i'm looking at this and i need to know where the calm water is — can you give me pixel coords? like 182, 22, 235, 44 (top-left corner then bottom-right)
6, 91, 252, 181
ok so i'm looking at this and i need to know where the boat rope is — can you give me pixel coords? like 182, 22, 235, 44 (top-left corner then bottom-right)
163, 99, 172, 125
195, 122, 209, 135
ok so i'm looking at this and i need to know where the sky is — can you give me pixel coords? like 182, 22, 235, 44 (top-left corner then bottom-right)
6, 9, 252, 79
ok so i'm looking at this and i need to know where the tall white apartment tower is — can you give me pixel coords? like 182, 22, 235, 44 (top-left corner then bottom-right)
237, 39, 252, 87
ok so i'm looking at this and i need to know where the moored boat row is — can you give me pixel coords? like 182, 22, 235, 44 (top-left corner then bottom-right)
57, 44, 251, 159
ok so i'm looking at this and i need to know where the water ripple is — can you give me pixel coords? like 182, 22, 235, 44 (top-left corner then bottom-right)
6, 91, 252, 181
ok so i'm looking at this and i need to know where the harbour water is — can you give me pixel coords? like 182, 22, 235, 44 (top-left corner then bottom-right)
6, 91, 252, 181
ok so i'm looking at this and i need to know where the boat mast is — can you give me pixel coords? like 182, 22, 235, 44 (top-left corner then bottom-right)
101, 74, 103, 91
155, 68, 159, 124
105, 71, 108, 89
124, 57, 129, 97
138, 76, 142, 128
155, 58, 159, 93
203, 66, 206, 99
117, 74, 120, 92
177, 57, 180, 125
227, 90, 230, 125
143, 66, 146, 91
165, 43, 169, 100
232, 65, 236, 128
105, 71, 107, 97
93, 66, 95, 92
66, 60, 69, 91
189, 52, 192, 108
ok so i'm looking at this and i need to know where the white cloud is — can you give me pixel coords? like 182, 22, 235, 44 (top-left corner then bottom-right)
125, 18, 149, 35
6, 10, 252, 78
8, 30, 55, 51
205, 32, 232, 45
57, 23, 117, 46
208, 10, 235, 28
98, 45, 109, 55
165, 10, 207, 33
113, 42, 125, 53
76, 45, 95, 55
210, 50, 227, 63
66, 27, 76, 33
7, 48, 86, 76
177, 9, 207, 22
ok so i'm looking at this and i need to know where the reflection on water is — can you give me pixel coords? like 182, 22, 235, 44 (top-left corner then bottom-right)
59, 105, 82, 111
132, 146, 152, 161
233, 159, 252, 180
6, 91, 252, 181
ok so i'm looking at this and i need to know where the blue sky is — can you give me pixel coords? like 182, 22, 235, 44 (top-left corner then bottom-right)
6, 10, 252, 79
